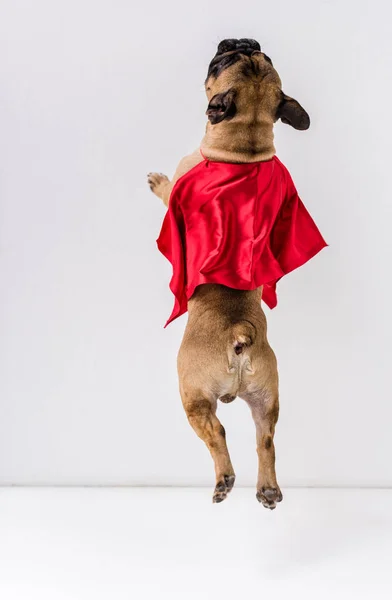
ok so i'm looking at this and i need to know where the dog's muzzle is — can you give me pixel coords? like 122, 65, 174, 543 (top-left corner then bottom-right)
216, 38, 261, 57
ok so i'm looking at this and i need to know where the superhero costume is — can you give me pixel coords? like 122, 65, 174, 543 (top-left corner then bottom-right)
157, 154, 326, 326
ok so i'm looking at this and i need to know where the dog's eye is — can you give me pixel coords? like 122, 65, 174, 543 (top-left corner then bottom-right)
263, 54, 273, 66
206, 86, 211, 91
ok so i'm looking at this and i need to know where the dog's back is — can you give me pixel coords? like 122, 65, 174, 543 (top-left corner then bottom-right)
178, 284, 276, 406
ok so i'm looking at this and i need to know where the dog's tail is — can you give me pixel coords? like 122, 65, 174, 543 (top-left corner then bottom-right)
230, 321, 256, 356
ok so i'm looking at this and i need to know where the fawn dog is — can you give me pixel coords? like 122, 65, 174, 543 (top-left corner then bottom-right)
148, 38, 316, 508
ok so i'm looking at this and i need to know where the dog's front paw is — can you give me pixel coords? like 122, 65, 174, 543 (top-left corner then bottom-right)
147, 172, 169, 199
256, 486, 283, 510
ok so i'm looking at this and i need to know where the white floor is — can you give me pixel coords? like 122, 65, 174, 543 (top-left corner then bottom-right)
0, 488, 391, 599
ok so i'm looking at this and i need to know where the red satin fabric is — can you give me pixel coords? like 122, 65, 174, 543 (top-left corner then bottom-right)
157, 155, 327, 326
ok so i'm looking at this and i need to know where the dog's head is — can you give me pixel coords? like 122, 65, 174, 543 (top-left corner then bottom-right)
205, 38, 310, 131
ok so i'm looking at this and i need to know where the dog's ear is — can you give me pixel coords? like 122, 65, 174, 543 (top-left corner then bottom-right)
277, 93, 310, 130
206, 89, 237, 124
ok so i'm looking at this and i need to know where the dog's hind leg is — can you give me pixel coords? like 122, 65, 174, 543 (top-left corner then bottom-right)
243, 386, 283, 509
181, 393, 235, 503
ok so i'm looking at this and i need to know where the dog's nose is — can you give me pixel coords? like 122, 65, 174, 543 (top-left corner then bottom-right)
217, 38, 261, 55
238, 39, 261, 51
217, 39, 238, 54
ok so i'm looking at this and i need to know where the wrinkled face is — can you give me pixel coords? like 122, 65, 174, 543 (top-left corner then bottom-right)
205, 38, 310, 130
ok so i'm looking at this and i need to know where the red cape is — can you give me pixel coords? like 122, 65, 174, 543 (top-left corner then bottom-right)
157, 155, 327, 326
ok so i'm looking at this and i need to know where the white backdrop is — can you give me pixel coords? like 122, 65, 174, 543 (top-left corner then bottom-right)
0, 0, 391, 486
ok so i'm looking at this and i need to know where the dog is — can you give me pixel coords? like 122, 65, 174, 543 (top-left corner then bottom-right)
147, 38, 322, 508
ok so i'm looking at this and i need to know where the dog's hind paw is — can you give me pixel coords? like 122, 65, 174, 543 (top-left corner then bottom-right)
256, 486, 283, 509
213, 474, 236, 503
